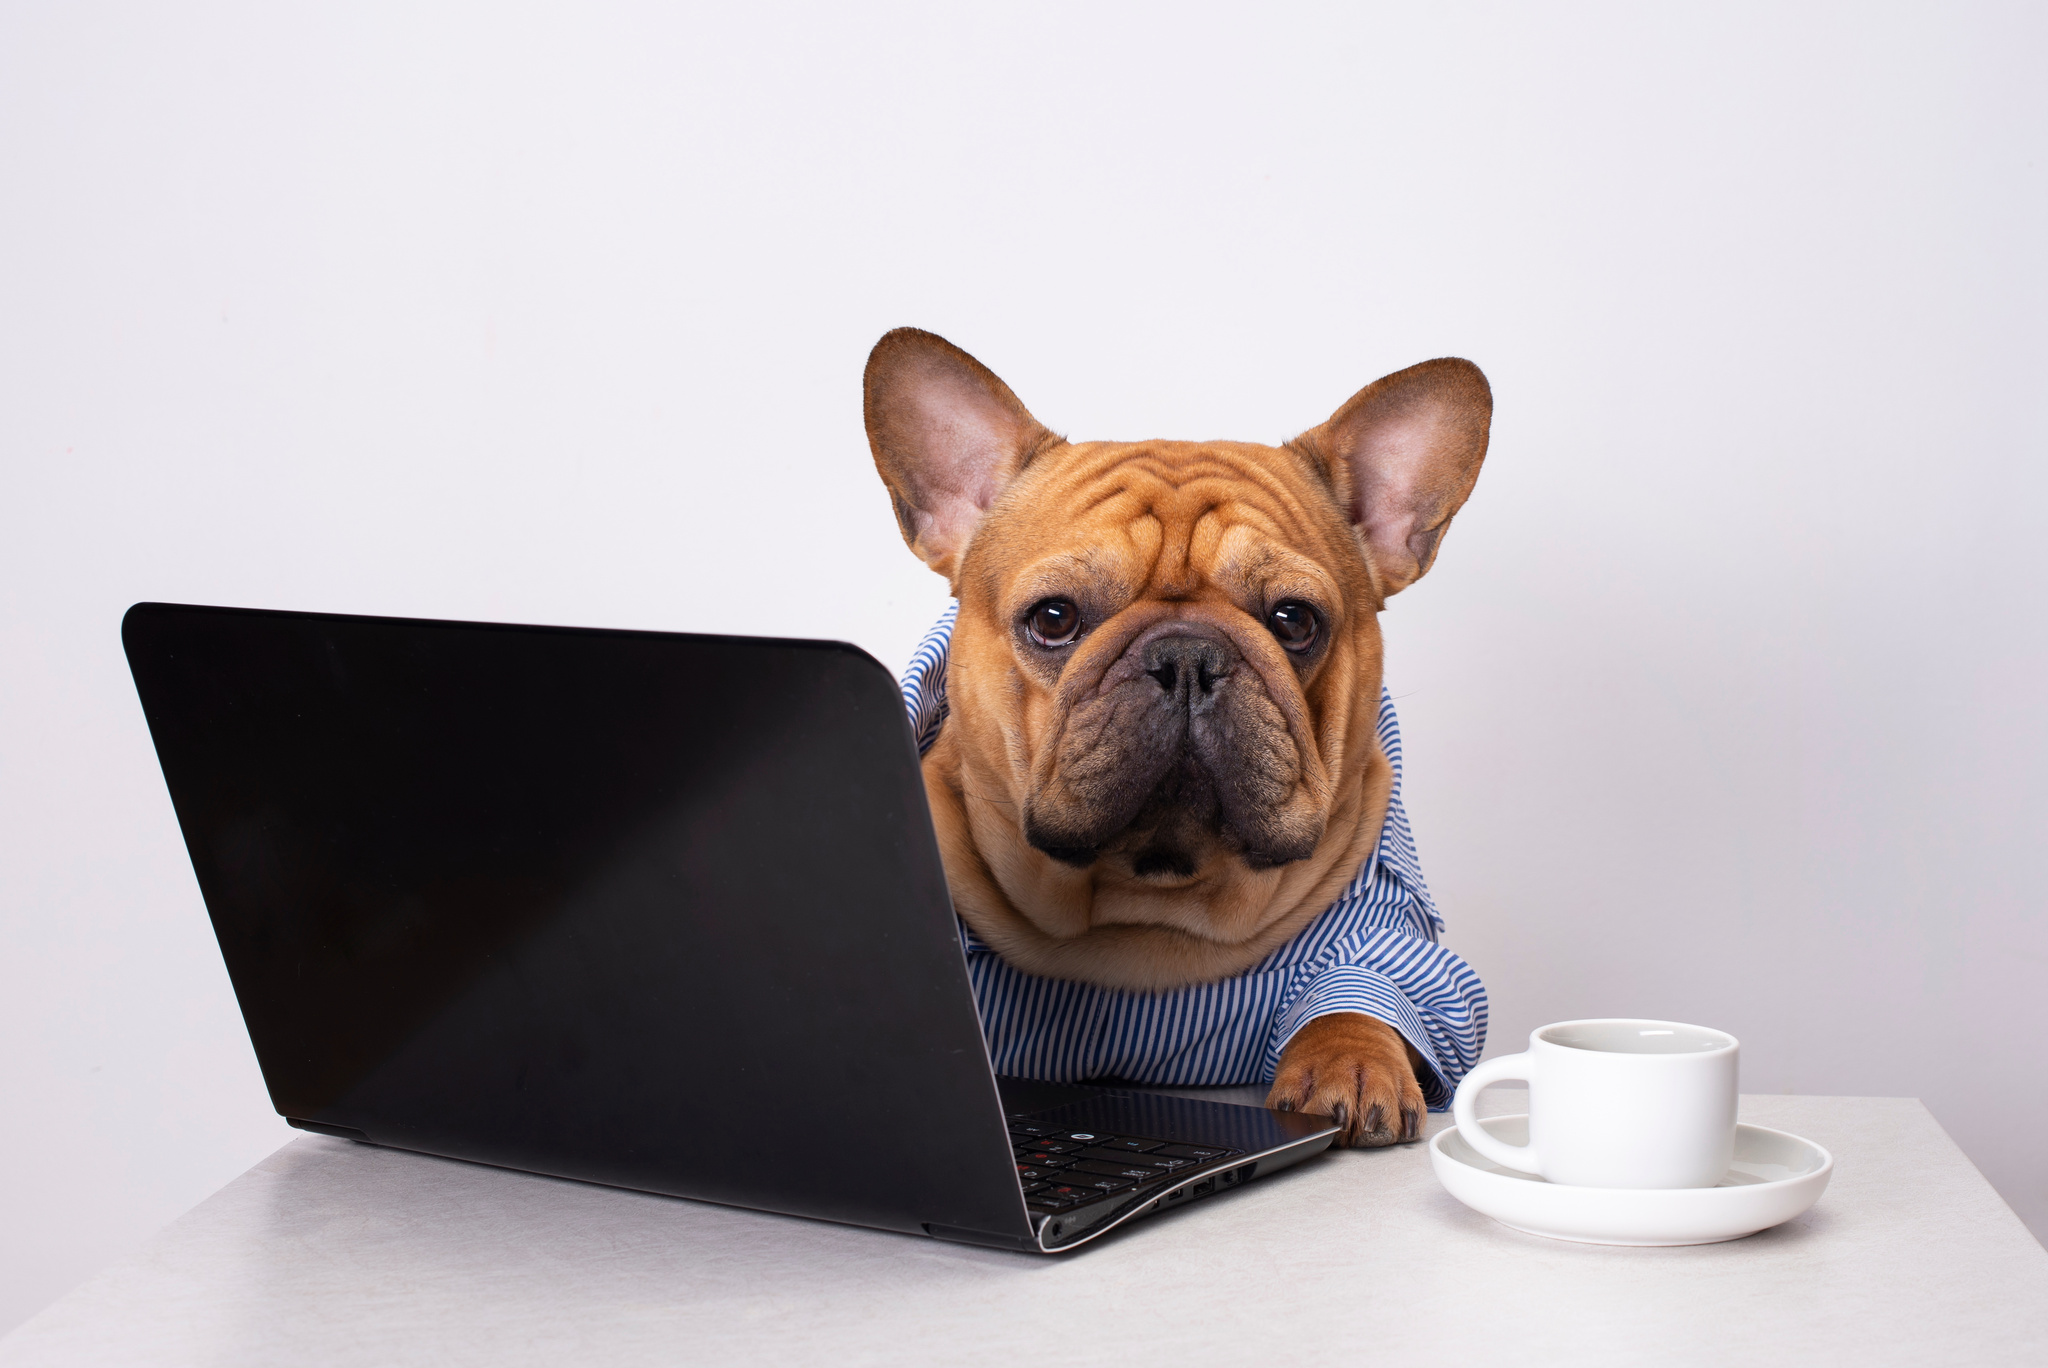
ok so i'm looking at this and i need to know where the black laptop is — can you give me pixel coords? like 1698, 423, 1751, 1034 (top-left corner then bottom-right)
122, 602, 1338, 1253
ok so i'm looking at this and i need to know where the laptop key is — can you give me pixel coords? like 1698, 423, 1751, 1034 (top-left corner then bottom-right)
1015, 1151, 1075, 1169
1058, 1172, 1135, 1192
1099, 1136, 1167, 1154
1037, 1183, 1106, 1203
1021, 1180, 1049, 1194
1012, 1138, 1077, 1155
1008, 1122, 1063, 1137
1016, 1165, 1068, 1182
1157, 1144, 1236, 1160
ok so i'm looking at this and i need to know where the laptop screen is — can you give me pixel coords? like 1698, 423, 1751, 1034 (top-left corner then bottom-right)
124, 603, 1027, 1239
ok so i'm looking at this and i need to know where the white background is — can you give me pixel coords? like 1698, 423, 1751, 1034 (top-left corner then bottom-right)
3, 0, 2043, 1335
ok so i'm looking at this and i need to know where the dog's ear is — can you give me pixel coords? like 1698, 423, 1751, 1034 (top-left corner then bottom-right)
864, 328, 1053, 582
1294, 358, 1493, 596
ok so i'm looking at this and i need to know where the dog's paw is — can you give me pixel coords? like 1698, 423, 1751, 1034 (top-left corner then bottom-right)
1265, 1012, 1427, 1147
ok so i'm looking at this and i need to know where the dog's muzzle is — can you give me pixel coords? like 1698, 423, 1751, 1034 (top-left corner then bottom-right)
1023, 630, 1324, 872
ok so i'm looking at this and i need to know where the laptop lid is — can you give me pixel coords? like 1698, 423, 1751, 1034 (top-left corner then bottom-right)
123, 602, 1033, 1245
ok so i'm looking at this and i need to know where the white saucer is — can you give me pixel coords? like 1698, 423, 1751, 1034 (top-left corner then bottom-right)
1430, 1114, 1832, 1246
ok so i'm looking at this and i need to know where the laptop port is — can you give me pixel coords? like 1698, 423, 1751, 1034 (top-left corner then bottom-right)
1192, 1177, 1216, 1198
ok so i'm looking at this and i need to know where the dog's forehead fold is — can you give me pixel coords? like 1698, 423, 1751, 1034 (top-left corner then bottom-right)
987, 441, 1347, 606
1074, 441, 1290, 517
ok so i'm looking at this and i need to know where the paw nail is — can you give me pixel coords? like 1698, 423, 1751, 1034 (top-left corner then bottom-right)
1364, 1104, 1385, 1134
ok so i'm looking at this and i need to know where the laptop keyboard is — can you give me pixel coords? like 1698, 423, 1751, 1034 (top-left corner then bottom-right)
1008, 1120, 1241, 1214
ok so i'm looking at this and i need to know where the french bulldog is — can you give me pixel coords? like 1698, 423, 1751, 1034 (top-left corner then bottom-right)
864, 328, 1490, 1146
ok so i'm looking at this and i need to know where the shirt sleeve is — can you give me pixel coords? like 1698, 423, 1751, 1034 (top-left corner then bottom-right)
900, 600, 956, 757
1260, 687, 1489, 1110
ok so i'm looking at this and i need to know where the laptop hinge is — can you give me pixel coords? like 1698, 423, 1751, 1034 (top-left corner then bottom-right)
287, 1117, 371, 1143
922, 1223, 1040, 1253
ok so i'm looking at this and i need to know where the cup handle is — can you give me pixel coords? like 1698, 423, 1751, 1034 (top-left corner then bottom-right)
1452, 1053, 1540, 1174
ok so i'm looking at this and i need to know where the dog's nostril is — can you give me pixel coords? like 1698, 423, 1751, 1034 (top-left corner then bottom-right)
1145, 638, 1236, 696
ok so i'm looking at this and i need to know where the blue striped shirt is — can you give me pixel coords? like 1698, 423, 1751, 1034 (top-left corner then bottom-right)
900, 604, 1488, 1108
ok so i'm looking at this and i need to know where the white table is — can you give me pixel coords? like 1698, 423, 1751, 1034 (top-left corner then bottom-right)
4, 1095, 2044, 1367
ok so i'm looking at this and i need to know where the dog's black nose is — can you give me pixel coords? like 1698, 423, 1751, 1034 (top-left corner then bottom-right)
1143, 635, 1234, 698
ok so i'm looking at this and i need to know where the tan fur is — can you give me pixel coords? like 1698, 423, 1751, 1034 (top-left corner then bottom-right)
1268, 1012, 1430, 1146
864, 329, 1490, 1146
924, 440, 1393, 991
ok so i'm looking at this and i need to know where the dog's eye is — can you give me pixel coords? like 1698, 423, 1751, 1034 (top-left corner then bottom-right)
1025, 598, 1083, 647
1267, 601, 1319, 652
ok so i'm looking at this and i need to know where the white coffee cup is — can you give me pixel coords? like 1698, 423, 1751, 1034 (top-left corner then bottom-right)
1452, 1018, 1738, 1189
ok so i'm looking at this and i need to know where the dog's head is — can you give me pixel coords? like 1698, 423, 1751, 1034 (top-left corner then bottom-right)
865, 329, 1490, 988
